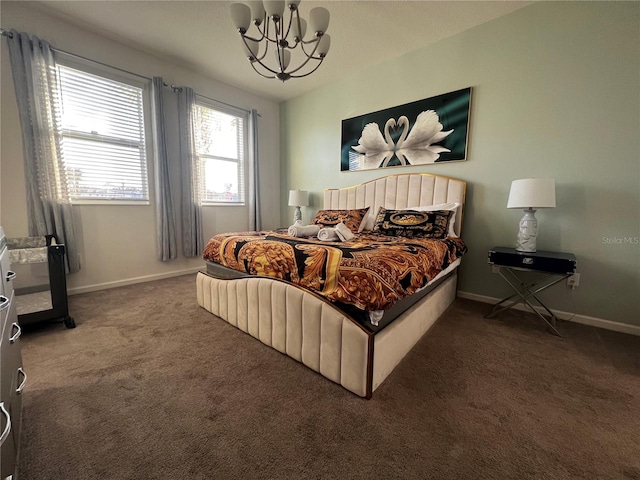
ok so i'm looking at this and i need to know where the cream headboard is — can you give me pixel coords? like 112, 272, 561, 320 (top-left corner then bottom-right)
323, 173, 466, 236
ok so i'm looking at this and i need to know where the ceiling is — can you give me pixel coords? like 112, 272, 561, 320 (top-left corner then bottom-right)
31, 0, 531, 103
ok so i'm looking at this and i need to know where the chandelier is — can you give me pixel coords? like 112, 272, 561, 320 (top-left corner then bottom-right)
230, 1, 331, 81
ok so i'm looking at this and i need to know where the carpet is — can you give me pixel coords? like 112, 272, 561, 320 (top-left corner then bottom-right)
17, 274, 640, 479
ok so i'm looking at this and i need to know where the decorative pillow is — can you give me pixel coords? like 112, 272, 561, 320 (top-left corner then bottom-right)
311, 208, 369, 233
406, 202, 461, 237
372, 207, 454, 239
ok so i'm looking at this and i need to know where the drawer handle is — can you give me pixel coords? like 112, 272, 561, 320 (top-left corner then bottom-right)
5, 270, 16, 282
16, 367, 27, 395
0, 295, 8, 312
0, 402, 11, 446
9, 323, 21, 344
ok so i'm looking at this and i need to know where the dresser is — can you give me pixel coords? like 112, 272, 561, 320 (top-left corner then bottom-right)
0, 227, 25, 479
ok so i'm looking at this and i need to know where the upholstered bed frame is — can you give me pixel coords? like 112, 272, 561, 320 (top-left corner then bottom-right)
196, 173, 466, 398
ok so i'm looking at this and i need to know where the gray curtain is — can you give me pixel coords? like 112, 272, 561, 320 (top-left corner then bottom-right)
7, 30, 80, 273
248, 109, 262, 231
177, 87, 203, 257
151, 77, 177, 261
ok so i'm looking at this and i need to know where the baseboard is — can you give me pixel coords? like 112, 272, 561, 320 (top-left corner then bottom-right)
457, 290, 640, 337
68, 267, 203, 296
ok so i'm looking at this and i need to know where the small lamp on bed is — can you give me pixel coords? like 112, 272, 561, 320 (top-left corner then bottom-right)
288, 189, 309, 224
507, 178, 556, 253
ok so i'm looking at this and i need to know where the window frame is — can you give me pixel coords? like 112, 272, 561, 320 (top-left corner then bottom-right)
194, 96, 248, 207
55, 52, 153, 206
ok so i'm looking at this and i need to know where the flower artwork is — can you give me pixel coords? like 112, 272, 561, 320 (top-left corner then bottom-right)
341, 87, 471, 171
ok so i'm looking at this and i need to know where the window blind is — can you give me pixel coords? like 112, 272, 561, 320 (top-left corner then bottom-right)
57, 65, 149, 201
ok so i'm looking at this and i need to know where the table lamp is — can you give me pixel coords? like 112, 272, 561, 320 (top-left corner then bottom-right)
507, 178, 556, 252
288, 189, 309, 224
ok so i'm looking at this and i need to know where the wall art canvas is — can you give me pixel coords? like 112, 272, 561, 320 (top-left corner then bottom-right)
341, 87, 472, 172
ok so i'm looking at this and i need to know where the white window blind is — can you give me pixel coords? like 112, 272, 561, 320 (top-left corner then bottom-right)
57, 65, 149, 202
193, 101, 246, 204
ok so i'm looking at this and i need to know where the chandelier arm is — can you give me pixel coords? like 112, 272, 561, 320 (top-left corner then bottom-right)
299, 37, 322, 60
242, 33, 264, 42
240, 35, 269, 63
251, 41, 283, 77
262, 16, 279, 44
275, 44, 284, 72
281, 8, 298, 47
300, 36, 324, 45
288, 58, 325, 78
253, 58, 282, 76
272, 15, 282, 44
272, 16, 285, 73
285, 54, 322, 76
248, 19, 267, 43
249, 61, 276, 79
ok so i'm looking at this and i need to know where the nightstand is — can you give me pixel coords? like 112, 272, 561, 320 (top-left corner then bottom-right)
486, 246, 577, 336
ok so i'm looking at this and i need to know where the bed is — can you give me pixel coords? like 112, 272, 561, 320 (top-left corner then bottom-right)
196, 173, 466, 398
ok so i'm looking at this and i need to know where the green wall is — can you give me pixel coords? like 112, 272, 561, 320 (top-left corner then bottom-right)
281, 2, 640, 327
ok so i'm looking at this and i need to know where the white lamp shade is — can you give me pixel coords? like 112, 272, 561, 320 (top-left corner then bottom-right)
248, 1, 266, 23
230, 3, 252, 30
309, 7, 330, 34
276, 49, 291, 70
242, 38, 260, 58
507, 178, 556, 209
292, 17, 307, 40
264, 0, 285, 18
288, 189, 309, 207
317, 34, 331, 56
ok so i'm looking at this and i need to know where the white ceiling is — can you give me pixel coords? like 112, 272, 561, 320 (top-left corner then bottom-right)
31, 0, 531, 103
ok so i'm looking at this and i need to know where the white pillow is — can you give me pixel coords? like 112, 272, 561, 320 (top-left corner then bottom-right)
360, 208, 378, 232
406, 202, 461, 237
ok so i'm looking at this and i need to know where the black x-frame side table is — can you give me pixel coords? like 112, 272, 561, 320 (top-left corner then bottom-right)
486, 247, 577, 336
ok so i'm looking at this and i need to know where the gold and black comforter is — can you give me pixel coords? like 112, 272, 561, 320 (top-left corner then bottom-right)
203, 232, 467, 312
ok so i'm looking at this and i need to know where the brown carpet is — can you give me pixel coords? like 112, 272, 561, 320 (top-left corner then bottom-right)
17, 274, 640, 480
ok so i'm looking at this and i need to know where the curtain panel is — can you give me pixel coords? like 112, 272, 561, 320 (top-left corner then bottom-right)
177, 88, 204, 257
151, 77, 178, 261
7, 29, 80, 273
248, 109, 262, 231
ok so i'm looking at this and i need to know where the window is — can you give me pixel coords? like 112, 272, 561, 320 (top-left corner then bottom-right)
193, 100, 247, 205
57, 61, 149, 203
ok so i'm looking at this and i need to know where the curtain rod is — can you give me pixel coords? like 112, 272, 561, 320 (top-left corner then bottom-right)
1, 27, 258, 116
194, 93, 254, 116
2, 27, 151, 82
161, 86, 253, 116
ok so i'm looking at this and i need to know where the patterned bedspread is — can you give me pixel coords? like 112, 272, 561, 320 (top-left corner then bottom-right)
203, 231, 467, 312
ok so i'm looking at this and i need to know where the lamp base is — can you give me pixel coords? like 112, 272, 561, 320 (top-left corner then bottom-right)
293, 206, 302, 224
515, 209, 538, 252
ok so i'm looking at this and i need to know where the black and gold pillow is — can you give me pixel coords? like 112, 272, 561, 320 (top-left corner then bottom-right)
372, 208, 454, 239
311, 208, 369, 233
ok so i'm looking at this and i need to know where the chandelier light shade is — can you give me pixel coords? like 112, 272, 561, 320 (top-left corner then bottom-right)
230, 0, 331, 81
507, 178, 556, 253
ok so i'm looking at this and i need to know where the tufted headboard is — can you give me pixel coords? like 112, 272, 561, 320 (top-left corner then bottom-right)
323, 173, 466, 236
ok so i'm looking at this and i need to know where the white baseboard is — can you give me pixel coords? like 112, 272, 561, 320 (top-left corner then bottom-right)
457, 290, 640, 337
68, 267, 203, 296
